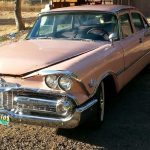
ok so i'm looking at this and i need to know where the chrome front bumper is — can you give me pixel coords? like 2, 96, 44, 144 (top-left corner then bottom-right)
0, 99, 97, 128
0, 86, 97, 128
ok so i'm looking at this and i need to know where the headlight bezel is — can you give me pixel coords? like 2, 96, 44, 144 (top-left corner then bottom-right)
45, 74, 73, 91
58, 75, 73, 91
45, 74, 59, 89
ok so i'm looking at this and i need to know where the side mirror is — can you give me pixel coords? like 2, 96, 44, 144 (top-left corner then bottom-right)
109, 33, 118, 45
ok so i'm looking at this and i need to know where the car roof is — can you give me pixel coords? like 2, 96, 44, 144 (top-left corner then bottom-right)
49, 5, 135, 14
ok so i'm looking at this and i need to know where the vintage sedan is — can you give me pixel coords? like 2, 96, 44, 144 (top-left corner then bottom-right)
0, 5, 149, 128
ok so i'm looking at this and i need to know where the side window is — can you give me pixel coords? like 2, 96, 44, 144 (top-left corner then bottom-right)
56, 15, 72, 32
119, 14, 133, 38
131, 13, 144, 32
38, 15, 54, 36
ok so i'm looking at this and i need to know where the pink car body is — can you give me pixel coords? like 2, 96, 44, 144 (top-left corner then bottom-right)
0, 5, 149, 128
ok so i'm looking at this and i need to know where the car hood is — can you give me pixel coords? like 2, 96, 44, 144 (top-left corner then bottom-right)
0, 39, 105, 76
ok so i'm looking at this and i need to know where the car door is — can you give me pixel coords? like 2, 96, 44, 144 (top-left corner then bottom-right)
141, 14, 150, 56
118, 11, 144, 85
119, 13, 144, 69
130, 11, 150, 58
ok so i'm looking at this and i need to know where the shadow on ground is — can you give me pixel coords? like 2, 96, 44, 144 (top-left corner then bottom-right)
57, 68, 150, 150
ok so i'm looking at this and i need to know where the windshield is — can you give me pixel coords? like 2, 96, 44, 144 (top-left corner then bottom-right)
27, 12, 118, 41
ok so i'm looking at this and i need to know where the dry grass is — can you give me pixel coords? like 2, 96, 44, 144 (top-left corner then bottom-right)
0, 1, 43, 43
0, 11, 38, 44
0, 11, 38, 36
0, 1, 45, 12
0, 1, 44, 38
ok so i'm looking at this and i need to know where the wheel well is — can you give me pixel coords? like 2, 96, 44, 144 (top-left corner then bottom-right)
87, 75, 117, 126
103, 75, 117, 101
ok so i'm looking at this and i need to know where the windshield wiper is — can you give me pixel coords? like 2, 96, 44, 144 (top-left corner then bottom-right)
28, 36, 53, 40
36, 36, 53, 39
71, 37, 94, 42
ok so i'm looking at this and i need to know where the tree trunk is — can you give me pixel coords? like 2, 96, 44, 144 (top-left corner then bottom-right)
14, 0, 25, 31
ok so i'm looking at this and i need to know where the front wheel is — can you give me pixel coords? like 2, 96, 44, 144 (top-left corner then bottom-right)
98, 81, 105, 123
85, 81, 106, 128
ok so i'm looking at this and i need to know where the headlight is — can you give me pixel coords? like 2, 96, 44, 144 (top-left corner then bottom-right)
45, 75, 58, 89
56, 100, 75, 116
58, 76, 72, 91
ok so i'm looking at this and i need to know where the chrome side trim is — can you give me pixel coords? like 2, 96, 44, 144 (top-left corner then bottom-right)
116, 68, 124, 76
76, 99, 98, 112
118, 50, 150, 76
116, 50, 150, 77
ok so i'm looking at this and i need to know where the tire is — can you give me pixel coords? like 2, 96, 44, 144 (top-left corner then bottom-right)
97, 81, 105, 123
92, 81, 105, 126
146, 64, 150, 70
84, 81, 105, 128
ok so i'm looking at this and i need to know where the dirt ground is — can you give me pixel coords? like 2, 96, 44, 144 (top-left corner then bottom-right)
0, 68, 149, 150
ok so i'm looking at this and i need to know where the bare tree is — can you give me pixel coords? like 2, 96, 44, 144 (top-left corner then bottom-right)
14, 0, 25, 31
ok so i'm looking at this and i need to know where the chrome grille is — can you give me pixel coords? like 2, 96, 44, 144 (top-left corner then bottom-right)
19, 104, 56, 112
0, 91, 59, 115
0, 91, 14, 110
15, 96, 57, 113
